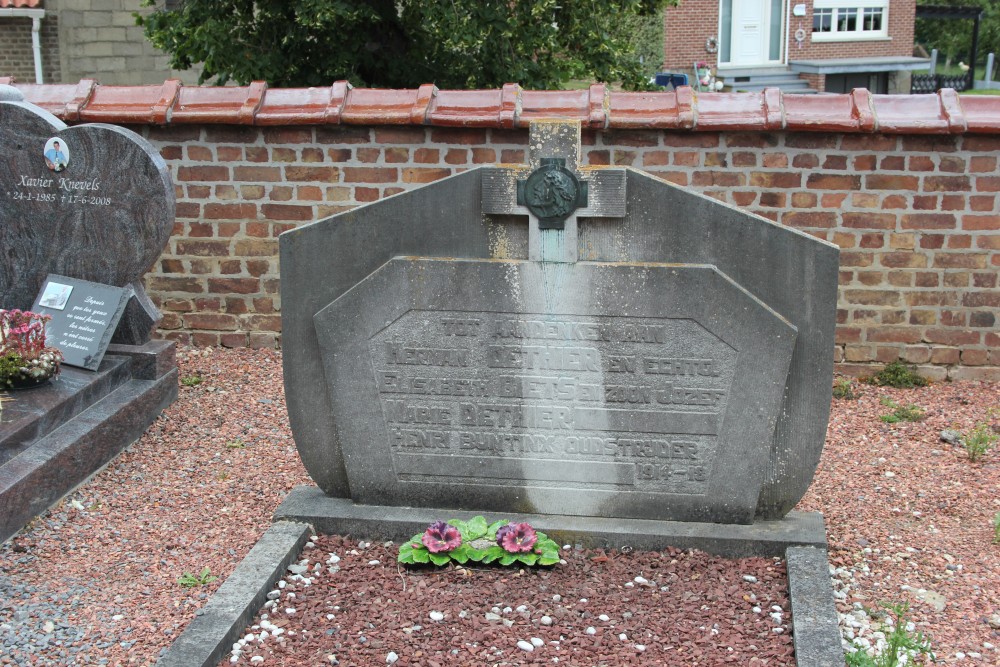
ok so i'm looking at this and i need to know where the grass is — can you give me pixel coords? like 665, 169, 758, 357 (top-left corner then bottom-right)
879, 398, 925, 424
225, 438, 246, 449
863, 361, 928, 389
845, 602, 934, 667
177, 567, 217, 588
962, 422, 997, 462
179, 374, 203, 387
993, 512, 1000, 545
833, 378, 859, 400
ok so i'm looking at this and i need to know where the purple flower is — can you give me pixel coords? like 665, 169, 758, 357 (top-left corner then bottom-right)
421, 520, 462, 553
496, 522, 537, 553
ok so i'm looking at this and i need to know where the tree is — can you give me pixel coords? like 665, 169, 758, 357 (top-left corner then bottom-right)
138, 0, 673, 90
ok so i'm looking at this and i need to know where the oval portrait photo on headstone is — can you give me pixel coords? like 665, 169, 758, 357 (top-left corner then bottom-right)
43, 137, 69, 172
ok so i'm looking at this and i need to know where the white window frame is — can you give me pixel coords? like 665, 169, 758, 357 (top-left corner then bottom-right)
811, 0, 889, 42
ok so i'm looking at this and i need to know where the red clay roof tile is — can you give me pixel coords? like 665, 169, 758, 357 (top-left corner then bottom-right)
4, 79, 999, 134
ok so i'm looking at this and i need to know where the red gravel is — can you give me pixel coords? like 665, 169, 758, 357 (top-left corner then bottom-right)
0, 348, 996, 667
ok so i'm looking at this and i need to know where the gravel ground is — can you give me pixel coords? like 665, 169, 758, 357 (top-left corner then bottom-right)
0, 347, 996, 666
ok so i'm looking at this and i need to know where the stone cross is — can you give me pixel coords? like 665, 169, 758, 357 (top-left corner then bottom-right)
482, 120, 626, 263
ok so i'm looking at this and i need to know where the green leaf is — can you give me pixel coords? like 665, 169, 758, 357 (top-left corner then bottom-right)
466, 516, 488, 540
429, 552, 451, 566
449, 544, 471, 564
537, 555, 561, 566
447, 518, 469, 539
518, 553, 538, 566
499, 553, 517, 566
481, 546, 504, 564
464, 546, 486, 562
411, 548, 430, 564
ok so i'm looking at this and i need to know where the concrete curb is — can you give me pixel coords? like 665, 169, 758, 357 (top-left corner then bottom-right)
156, 521, 312, 667
787, 546, 847, 666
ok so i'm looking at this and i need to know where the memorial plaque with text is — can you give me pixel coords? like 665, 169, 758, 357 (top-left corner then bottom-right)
315, 258, 796, 524
32, 274, 129, 370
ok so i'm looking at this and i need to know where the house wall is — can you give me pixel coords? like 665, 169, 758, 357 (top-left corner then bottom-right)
5, 81, 999, 380
0, 14, 59, 83
663, 0, 916, 81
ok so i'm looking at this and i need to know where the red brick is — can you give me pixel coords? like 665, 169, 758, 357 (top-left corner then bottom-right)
969, 156, 997, 172
732, 192, 757, 206
749, 172, 800, 188
842, 213, 896, 230
930, 347, 960, 364
177, 166, 229, 182
207, 278, 260, 295
328, 148, 352, 162
587, 150, 610, 165
429, 128, 488, 144
821, 155, 847, 170
924, 176, 971, 192
184, 313, 239, 331
852, 155, 877, 171
867, 327, 922, 344
149, 277, 204, 293
962, 215, 1000, 230
933, 253, 987, 269
901, 213, 956, 230
343, 167, 398, 183
946, 234, 972, 249
234, 166, 282, 182
783, 211, 836, 228
284, 166, 339, 182
204, 203, 257, 220
445, 148, 468, 165
175, 240, 230, 256
879, 155, 905, 170
500, 149, 524, 163
732, 152, 758, 167
806, 173, 859, 190
374, 127, 426, 144
261, 204, 314, 221
301, 148, 324, 163
865, 174, 918, 190
234, 239, 278, 256
472, 148, 496, 163
402, 168, 451, 184
844, 290, 899, 306
160, 145, 182, 160
785, 134, 837, 149
357, 147, 380, 163
924, 329, 981, 346
662, 133, 720, 148
262, 128, 314, 144
355, 187, 379, 202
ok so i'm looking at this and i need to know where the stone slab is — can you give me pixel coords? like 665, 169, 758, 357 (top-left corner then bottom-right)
786, 546, 847, 666
0, 97, 174, 343
155, 521, 312, 667
281, 167, 838, 521
0, 343, 178, 545
314, 257, 796, 524
276, 485, 827, 558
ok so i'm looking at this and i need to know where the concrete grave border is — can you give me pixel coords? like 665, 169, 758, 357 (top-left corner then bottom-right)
156, 495, 845, 666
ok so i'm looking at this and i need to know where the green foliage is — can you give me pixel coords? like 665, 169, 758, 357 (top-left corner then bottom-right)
177, 567, 217, 587
879, 398, 925, 424
845, 602, 934, 667
993, 512, 1000, 544
833, 378, 859, 400
225, 438, 246, 449
137, 0, 673, 89
916, 0, 1000, 73
962, 422, 997, 462
863, 361, 929, 389
180, 374, 203, 387
0, 352, 23, 389
398, 516, 561, 568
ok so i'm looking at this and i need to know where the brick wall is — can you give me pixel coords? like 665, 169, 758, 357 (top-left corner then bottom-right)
5, 80, 998, 380
0, 14, 59, 83
129, 125, 998, 380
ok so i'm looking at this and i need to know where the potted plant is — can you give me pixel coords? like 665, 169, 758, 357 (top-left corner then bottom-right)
0, 309, 63, 389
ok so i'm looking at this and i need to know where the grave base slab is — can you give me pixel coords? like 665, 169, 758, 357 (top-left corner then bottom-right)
0, 340, 177, 544
276, 485, 828, 558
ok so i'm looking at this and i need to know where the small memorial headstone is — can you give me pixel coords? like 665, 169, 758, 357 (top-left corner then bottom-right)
0, 85, 174, 344
281, 120, 839, 526
32, 275, 129, 370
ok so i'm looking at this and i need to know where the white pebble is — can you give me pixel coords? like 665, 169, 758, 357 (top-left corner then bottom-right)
503, 606, 512, 614
540, 616, 553, 626
619, 633, 628, 641
635, 644, 646, 652
634, 576, 649, 585
230, 658, 238, 664
251, 658, 264, 664
287, 564, 308, 575
327, 614, 335, 620
771, 605, 782, 612
586, 627, 597, 635
259, 631, 269, 641
429, 611, 444, 622
305, 541, 315, 548
386, 651, 399, 664
516, 605, 528, 613
531, 637, 544, 647
287, 593, 296, 599
327, 554, 341, 564
598, 614, 610, 622
743, 575, 758, 583
517, 640, 535, 652
368, 560, 380, 565
773, 627, 784, 634
285, 608, 296, 615
624, 582, 635, 588
955, 653, 966, 660
278, 580, 286, 589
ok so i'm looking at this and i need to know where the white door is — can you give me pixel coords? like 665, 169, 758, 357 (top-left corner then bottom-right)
721, 0, 783, 67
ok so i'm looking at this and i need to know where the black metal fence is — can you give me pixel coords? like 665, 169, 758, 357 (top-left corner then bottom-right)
911, 72, 972, 94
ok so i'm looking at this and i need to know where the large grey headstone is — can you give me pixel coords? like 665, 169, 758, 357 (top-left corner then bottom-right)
281, 120, 839, 522
0, 87, 174, 343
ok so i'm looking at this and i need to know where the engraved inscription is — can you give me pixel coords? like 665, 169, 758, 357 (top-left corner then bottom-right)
370, 311, 737, 494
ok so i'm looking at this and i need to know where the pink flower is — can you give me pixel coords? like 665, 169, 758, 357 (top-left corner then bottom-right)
421, 520, 462, 553
496, 523, 538, 553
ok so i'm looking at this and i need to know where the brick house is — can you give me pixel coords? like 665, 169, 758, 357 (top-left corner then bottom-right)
0, 0, 198, 85
663, 0, 930, 93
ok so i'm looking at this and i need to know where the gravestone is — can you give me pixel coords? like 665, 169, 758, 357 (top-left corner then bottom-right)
281, 120, 838, 528
0, 85, 178, 544
0, 84, 174, 343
